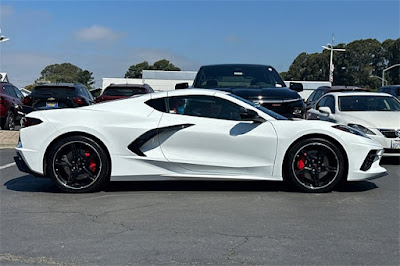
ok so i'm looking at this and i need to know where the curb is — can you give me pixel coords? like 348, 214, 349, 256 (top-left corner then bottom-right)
0, 130, 19, 149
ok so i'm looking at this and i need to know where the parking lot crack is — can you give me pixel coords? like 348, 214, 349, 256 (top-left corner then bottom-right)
225, 236, 249, 263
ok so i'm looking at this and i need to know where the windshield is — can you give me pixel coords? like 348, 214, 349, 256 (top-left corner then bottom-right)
31, 86, 76, 97
194, 65, 286, 89
103, 87, 146, 96
228, 93, 287, 120
339, 95, 400, 111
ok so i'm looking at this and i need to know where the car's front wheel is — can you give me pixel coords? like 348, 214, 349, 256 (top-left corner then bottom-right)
284, 138, 345, 193
46, 135, 110, 193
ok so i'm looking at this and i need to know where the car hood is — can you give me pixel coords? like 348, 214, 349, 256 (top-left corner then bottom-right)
209, 87, 302, 101
338, 111, 400, 129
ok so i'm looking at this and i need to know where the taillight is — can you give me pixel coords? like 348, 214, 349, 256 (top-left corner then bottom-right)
22, 96, 32, 105
73, 97, 84, 105
0, 96, 4, 104
22, 117, 42, 128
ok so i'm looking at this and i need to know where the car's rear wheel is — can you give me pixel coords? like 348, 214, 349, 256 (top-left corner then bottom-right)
46, 136, 110, 193
2, 111, 16, 130
284, 138, 345, 193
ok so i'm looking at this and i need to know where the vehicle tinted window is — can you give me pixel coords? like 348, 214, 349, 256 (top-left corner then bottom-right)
314, 90, 325, 101
32, 86, 76, 97
193, 65, 286, 89
104, 87, 146, 96
339, 96, 400, 111
323, 95, 335, 113
5, 86, 17, 97
12, 86, 24, 99
146, 98, 167, 112
316, 96, 327, 109
307, 91, 317, 103
167, 95, 243, 121
227, 93, 287, 120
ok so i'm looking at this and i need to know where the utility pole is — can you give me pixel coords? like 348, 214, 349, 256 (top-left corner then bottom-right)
322, 36, 345, 86
382, 64, 400, 87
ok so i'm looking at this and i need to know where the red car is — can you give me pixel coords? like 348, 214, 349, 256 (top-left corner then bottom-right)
0, 82, 24, 130
96, 83, 154, 103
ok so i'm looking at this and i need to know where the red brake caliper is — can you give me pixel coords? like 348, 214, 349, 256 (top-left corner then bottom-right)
297, 154, 306, 170
85, 151, 96, 172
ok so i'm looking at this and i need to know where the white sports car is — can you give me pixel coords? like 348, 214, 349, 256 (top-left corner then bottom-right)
15, 89, 386, 193
307, 92, 400, 157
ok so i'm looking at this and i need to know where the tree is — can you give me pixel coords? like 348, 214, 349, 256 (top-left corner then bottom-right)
382, 38, 400, 85
36, 63, 95, 88
125, 61, 150, 78
125, 59, 181, 78
281, 38, 399, 89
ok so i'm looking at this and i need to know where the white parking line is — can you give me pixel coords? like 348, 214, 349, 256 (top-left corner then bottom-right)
0, 162, 16, 170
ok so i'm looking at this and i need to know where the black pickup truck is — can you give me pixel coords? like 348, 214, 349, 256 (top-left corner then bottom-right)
177, 64, 305, 119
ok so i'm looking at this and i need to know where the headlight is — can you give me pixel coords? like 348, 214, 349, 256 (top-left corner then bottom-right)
332, 124, 370, 139
348, 124, 376, 135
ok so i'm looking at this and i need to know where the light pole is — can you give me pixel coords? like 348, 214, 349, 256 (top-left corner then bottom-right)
382, 64, 400, 87
370, 75, 387, 84
322, 44, 345, 86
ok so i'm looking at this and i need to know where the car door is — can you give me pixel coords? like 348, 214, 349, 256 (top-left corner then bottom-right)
157, 94, 278, 177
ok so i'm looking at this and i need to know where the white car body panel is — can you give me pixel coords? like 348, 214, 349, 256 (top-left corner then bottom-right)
16, 89, 386, 185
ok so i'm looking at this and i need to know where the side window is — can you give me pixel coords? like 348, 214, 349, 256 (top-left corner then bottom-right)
316, 97, 327, 109
324, 95, 336, 113
168, 95, 242, 121
307, 91, 317, 103
315, 90, 324, 101
5, 86, 17, 97
12, 86, 24, 99
146, 98, 167, 112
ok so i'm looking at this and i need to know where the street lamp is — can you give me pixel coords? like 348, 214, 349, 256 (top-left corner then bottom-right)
382, 64, 400, 87
322, 44, 345, 86
370, 75, 387, 84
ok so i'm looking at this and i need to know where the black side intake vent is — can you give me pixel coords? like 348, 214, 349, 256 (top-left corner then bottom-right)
128, 124, 194, 157
360, 150, 378, 171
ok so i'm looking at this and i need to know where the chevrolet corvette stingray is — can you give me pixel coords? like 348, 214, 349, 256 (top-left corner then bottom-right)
14, 89, 386, 193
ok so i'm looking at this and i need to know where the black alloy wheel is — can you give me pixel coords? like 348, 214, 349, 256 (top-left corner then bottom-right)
46, 136, 110, 193
285, 138, 345, 193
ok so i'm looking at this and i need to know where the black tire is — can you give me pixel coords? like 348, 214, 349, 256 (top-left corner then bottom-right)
3, 111, 16, 130
46, 135, 110, 193
284, 138, 345, 193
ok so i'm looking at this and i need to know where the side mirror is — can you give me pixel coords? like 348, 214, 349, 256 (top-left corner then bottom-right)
240, 108, 266, 123
318, 106, 332, 115
175, 82, 189, 90
290, 82, 303, 92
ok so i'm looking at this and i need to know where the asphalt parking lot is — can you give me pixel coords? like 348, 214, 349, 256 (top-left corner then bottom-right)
0, 148, 399, 265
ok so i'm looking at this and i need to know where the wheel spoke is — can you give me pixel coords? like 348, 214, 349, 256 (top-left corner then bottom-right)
55, 161, 70, 167
66, 171, 79, 186
322, 165, 337, 173
317, 147, 329, 161
295, 167, 311, 176
311, 171, 320, 187
82, 167, 96, 181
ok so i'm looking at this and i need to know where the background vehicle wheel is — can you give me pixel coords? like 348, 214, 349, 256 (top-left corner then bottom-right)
284, 138, 345, 193
3, 111, 16, 130
46, 135, 110, 193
